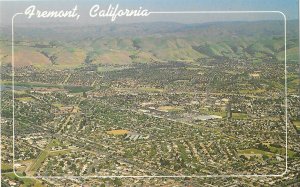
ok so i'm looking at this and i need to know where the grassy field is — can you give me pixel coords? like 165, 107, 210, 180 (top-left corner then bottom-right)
293, 120, 300, 131
28, 150, 48, 174
16, 97, 34, 102
2, 81, 93, 94
232, 112, 248, 120
267, 145, 298, 158
3, 172, 44, 187
238, 149, 273, 158
28, 139, 61, 175
199, 107, 224, 117
239, 146, 298, 159
1, 163, 13, 172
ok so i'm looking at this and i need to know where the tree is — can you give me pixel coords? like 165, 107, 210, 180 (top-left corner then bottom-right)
83, 91, 87, 98
114, 178, 122, 186
262, 155, 269, 160
240, 155, 247, 161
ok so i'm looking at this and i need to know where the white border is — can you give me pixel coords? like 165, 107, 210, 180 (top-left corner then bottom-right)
11, 11, 287, 179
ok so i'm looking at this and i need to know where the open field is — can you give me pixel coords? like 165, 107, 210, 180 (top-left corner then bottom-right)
27, 140, 61, 175
232, 112, 248, 120
16, 97, 34, 102
238, 149, 273, 158
267, 146, 298, 158
2, 172, 44, 187
1, 163, 13, 172
107, 129, 129, 135
293, 120, 300, 130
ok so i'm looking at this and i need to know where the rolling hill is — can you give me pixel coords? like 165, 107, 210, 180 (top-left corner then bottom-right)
0, 20, 298, 68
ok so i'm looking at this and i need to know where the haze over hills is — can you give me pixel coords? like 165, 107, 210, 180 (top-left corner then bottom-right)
0, 20, 298, 68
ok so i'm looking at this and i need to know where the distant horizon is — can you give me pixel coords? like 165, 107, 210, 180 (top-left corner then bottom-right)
1, 18, 297, 28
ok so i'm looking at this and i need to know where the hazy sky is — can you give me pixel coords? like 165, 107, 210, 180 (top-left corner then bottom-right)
0, 0, 298, 26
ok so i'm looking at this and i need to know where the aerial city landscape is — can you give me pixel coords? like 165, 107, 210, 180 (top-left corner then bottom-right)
0, 6, 300, 186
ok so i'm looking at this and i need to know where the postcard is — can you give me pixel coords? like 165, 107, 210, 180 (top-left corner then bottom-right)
0, 0, 299, 186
